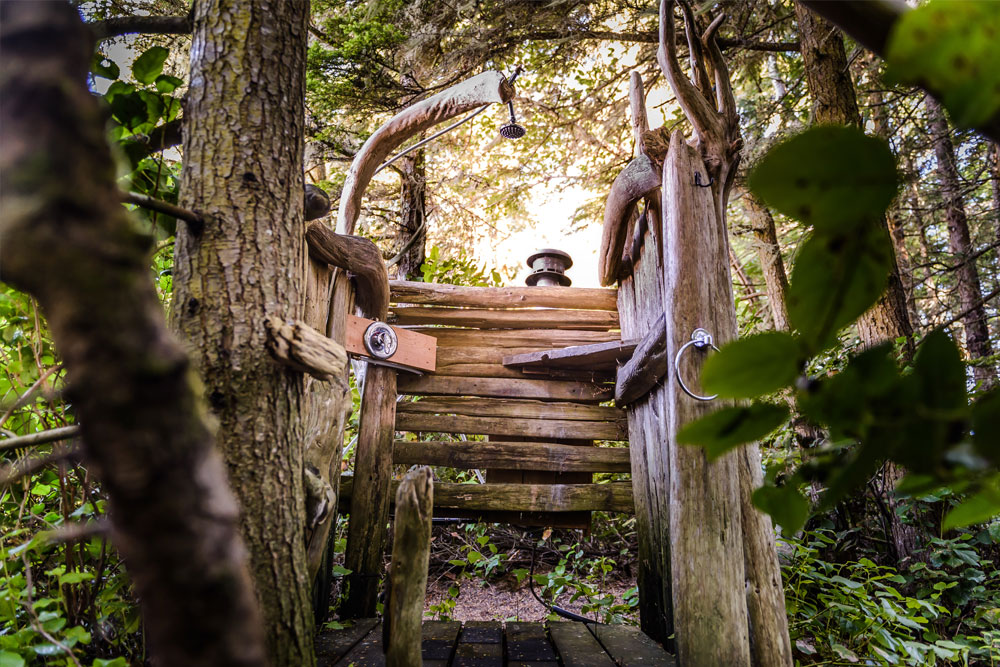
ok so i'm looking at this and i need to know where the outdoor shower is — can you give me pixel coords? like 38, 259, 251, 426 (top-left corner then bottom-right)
373, 66, 526, 176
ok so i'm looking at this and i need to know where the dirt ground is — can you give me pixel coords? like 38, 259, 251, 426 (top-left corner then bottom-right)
422, 569, 636, 622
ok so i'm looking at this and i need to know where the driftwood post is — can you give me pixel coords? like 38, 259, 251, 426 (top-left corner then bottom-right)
335, 72, 513, 618
654, 1, 792, 665
385, 466, 434, 667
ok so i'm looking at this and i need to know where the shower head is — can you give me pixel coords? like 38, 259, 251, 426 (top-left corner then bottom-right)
500, 121, 526, 139
500, 100, 526, 139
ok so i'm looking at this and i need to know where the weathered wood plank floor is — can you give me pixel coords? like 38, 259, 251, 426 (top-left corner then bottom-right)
316, 619, 675, 666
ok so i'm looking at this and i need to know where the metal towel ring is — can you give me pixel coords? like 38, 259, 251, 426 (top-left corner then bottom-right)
674, 328, 719, 401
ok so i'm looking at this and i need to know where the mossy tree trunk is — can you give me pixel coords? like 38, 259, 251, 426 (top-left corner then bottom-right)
171, 1, 315, 663
0, 4, 266, 665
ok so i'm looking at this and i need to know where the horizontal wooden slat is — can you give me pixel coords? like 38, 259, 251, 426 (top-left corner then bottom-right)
413, 328, 620, 349
397, 375, 613, 402
397, 397, 624, 422
340, 479, 634, 513
396, 413, 626, 440
393, 440, 631, 472
503, 340, 637, 371
390, 280, 618, 311
434, 361, 612, 381
436, 347, 615, 380
389, 307, 619, 331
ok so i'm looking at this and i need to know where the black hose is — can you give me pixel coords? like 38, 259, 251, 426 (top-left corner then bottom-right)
528, 534, 598, 624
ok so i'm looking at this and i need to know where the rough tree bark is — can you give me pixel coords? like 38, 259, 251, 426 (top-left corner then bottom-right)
927, 99, 998, 390
741, 192, 790, 331
0, 4, 265, 666
392, 151, 427, 280
170, 1, 315, 663
795, 2, 915, 357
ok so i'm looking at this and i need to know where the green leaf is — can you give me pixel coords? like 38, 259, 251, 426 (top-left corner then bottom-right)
748, 126, 898, 231
753, 484, 810, 536
972, 388, 1000, 464
786, 224, 893, 351
0, 651, 25, 667
132, 46, 169, 85
677, 403, 789, 460
701, 331, 803, 399
914, 329, 967, 412
92, 659, 127, 667
886, 1, 1000, 128
465, 551, 483, 564
91, 53, 119, 80
942, 479, 1000, 530
154, 74, 183, 94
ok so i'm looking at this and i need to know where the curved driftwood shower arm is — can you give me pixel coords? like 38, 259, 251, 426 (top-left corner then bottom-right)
336, 71, 515, 236
598, 154, 661, 286
306, 221, 389, 321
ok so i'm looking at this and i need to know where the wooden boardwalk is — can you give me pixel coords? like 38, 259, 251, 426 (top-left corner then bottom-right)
316, 619, 675, 666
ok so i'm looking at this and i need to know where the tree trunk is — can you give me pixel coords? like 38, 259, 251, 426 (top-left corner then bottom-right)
171, 2, 315, 664
795, 1, 915, 357
927, 99, 998, 390
992, 143, 1000, 262
394, 151, 427, 280
741, 192, 790, 331
797, 1, 927, 566
0, 4, 265, 665
871, 87, 919, 327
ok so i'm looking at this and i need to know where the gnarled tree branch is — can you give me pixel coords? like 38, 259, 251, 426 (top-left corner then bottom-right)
88, 14, 192, 41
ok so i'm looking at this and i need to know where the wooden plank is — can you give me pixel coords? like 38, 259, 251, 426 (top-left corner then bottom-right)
415, 328, 620, 349
503, 340, 637, 371
460, 621, 502, 644
422, 621, 462, 666
618, 211, 673, 645
345, 313, 437, 372
506, 622, 558, 662
453, 621, 503, 667
333, 621, 384, 666
395, 413, 626, 441
435, 361, 613, 382
398, 397, 624, 422
615, 314, 667, 406
339, 479, 634, 514
549, 622, 616, 667
385, 468, 433, 667
391, 280, 618, 311
397, 375, 613, 403
394, 440, 630, 472
315, 619, 378, 666
389, 306, 620, 331
342, 365, 397, 619
587, 623, 676, 666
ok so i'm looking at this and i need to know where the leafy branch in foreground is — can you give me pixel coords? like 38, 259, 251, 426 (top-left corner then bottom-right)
678, 124, 999, 535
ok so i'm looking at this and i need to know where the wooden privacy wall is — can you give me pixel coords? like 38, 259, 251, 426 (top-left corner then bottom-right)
388, 280, 633, 527
341, 279, 637, 618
